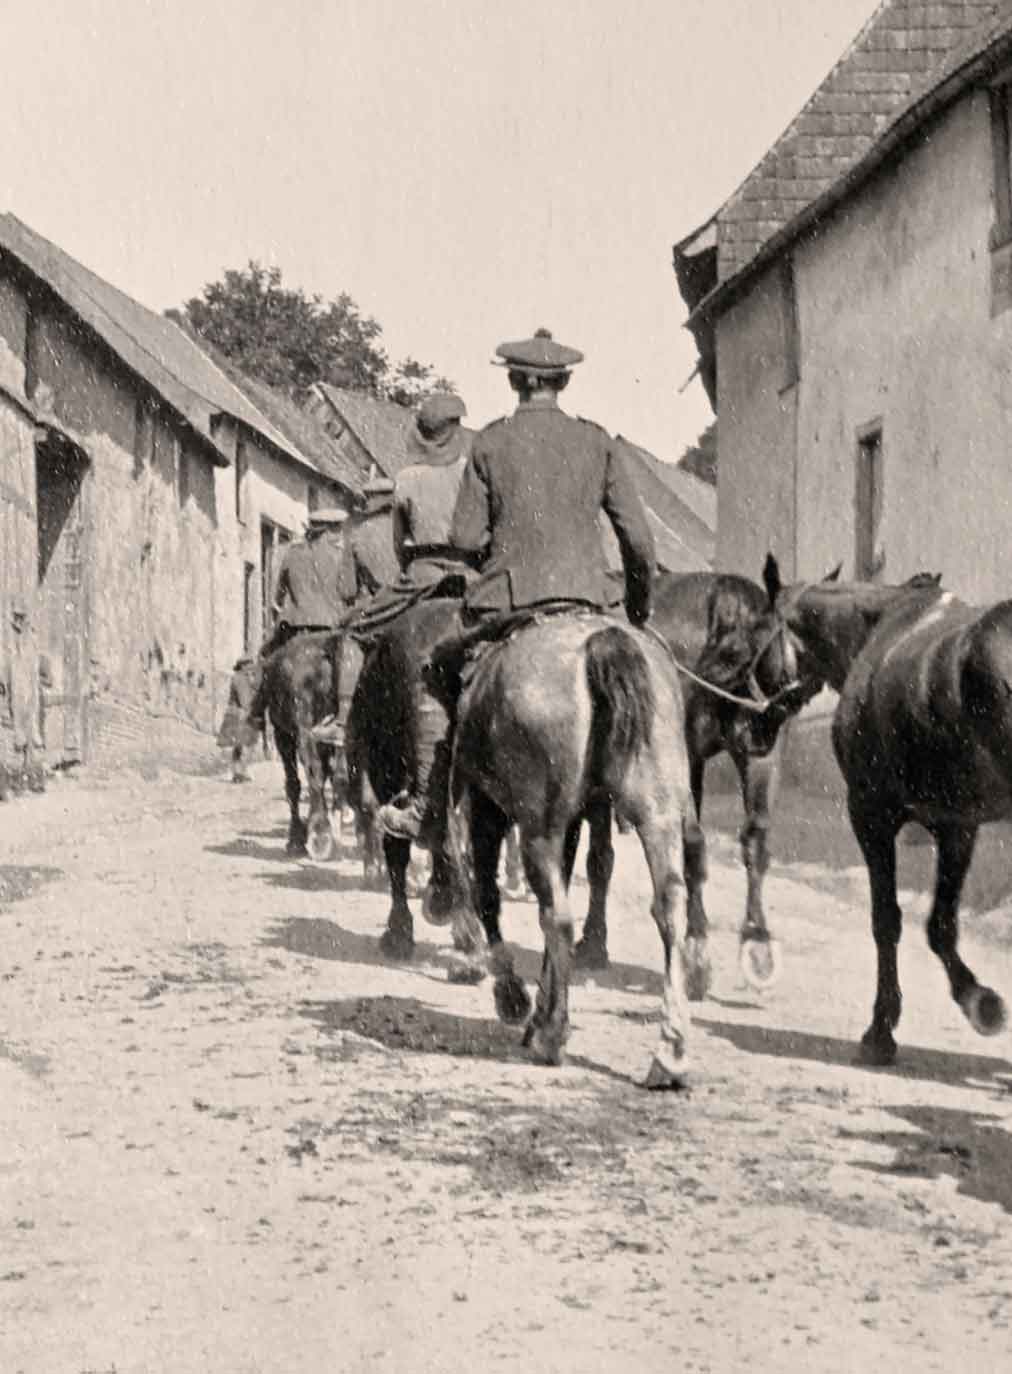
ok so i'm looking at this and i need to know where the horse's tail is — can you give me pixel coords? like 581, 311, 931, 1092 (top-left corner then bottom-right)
584, 625, 654, 788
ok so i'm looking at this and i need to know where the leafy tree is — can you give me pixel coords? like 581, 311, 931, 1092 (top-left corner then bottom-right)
677, 421, 717, 486
170, 262, 453, 405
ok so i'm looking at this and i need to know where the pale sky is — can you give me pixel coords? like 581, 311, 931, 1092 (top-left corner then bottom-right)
3, 0, 880, 461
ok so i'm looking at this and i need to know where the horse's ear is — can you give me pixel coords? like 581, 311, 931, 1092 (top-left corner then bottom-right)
824, 562, 843, 583
762, 552, 781, 606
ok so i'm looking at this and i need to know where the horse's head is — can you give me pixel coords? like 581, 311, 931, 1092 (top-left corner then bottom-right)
769, 554, 945, 695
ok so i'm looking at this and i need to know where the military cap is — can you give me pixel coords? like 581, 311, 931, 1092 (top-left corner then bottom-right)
417, 392, 467, 428
306, 506, 349, 526
494, 327, 583, 373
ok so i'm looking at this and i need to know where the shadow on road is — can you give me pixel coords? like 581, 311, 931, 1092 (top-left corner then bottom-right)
0, 864, 63, 908
263, 914, 450, 968
841, 1102, 1012, 1213
695, 1014, 1012, 1092
300, 993, 530, 1062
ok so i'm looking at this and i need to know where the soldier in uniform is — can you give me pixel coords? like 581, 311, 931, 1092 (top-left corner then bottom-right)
311, 393, 476, 748
240, 506, 357, 746
376, 328, 656, 842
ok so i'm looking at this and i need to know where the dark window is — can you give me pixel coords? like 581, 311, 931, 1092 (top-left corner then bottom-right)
236, 439, 249, 525
779, 255, 800, 390
177, 438, 191, 508
855, 422, 884, 582
990, 83, 1012, 249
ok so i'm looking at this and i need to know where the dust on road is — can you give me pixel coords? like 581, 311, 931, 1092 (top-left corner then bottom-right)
2, 758, 1011, 1373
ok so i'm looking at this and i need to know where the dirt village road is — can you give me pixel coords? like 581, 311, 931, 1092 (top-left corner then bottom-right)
2, 752, 1012, 1374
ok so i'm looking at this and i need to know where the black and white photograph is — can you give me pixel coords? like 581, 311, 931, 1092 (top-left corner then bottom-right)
3, 2, 1012, 1369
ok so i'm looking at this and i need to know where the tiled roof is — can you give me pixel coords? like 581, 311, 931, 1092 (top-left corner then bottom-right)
716, 1, 1008, 281
602, 438, 714, 574
0, 213, 308, 468
314, 383, 418, 479
198, 347, 366, 495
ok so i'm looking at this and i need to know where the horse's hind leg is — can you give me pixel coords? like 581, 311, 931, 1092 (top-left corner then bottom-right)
929, 822, 1006, 1038
638, 818, 691, 1089
683, 754, 711, 1001
277, 729, 306, 855
574, 798, 613, 971
849, 796, 905, 1065
379, 834, 414, 961
451, 791, 522, 1002
296, 718, 334, 863
734, 744, 783, 992
522, 830, 573, 1066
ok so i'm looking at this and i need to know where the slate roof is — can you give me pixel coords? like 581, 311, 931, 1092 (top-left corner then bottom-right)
714, 1, 1008, 283
601, 437, 714, 575
0, 213, 307, 468
314, 383, 418, 479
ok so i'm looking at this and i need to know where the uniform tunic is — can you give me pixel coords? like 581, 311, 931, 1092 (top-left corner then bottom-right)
450, 395, 655, 624
393, 427, 474, 583
273, 532, 358, 628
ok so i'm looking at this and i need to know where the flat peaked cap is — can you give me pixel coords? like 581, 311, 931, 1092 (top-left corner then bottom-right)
494, 327, 583, 372
417, 392, 467, 427
307, 507, 349, 526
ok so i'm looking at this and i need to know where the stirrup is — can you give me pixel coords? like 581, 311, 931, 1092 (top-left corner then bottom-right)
310, 715, 345, 746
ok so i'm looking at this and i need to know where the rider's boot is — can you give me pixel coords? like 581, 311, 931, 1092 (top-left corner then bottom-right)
376, 691, 451, 845
311, 634, 348, 746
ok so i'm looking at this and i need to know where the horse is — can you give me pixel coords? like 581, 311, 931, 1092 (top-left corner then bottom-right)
440, 610, 703, 1085
769, 556, 1009, 1065
253, 631, 365, 862
346, 599, 475, 959
573, 560, 817, 997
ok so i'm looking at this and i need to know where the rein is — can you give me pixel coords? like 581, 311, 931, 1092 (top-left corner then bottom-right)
641, 614, 804, 717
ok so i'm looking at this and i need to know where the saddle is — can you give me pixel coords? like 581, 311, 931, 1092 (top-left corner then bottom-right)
347, 572, 471, 647
426, 600, 605, 704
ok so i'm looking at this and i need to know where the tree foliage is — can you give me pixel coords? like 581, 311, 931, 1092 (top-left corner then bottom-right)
171, 262, 453, 406
677, 421, 717, 486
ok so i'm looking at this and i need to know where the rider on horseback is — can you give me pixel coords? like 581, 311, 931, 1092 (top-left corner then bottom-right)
376, 328, 657, 843
239, 506, 359, 748
310, 391, 478, 751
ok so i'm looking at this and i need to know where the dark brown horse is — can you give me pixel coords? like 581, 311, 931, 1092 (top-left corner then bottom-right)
345, 599, 473, 959
574, 561, 816, 996
444, 611, 702, 1083
771, 557, 1009, 1065
254, 632, 363, 862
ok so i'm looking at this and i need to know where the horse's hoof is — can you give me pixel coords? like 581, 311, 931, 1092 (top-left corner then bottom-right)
422, 882, 458, 927
739, 936, 783, 993
573, 937, 609, 971
961, 985, 1008, 1037
446, 956, 486, 986
502, 882, 527, 902
306, 826, 335, 863
642, 1049, 691, 1091
526, 1024, 564, 1066
286, 839, 308, 857
494, 972, 531, 1026
683, 936, 712, 1003
379, 927, 414, 961
858, 1029, 897, 1067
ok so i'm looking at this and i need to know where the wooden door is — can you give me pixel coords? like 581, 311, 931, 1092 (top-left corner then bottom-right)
36, 436, 89, 763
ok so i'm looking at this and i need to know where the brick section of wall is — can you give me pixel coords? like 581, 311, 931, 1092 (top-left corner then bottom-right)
717, 1, 1006, 280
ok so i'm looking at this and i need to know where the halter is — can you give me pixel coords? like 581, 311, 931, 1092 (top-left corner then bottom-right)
642, 603, 803, 717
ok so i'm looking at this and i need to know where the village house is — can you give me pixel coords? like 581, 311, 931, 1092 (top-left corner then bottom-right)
674, 0, 1012, 602
0, 214, 354, 776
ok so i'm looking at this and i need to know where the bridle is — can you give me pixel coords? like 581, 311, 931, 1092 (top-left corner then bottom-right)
642, 598, 806, 717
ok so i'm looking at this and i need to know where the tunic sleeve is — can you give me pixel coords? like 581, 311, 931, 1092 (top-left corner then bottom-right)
602, 441, 656, 625
450, 449, 491, 557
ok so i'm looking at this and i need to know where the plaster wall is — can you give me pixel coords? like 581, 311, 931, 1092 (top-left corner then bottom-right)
792, 91, 1012, 600
715, 267, 797, 579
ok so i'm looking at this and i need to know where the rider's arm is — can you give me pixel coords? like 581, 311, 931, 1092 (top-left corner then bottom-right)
602, 441, 656, 626
449, 451, 491, 559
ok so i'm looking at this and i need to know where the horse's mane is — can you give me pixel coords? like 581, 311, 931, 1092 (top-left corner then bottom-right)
695, 579, 768, 690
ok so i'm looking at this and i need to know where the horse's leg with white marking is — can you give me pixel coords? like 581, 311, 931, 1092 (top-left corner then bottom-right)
277, 728, 306, 856
929, 822, 1006, 1037
522, 831, 573, 1066
379, 834, 414, 960
849, 795, 905, 1065
683, 753, 711, 1001
734, 743, 783, 992
574, 798, 613, 970
453, 791, 524, 1005
638, 818, 691, 1089
297, 719, 334, 862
